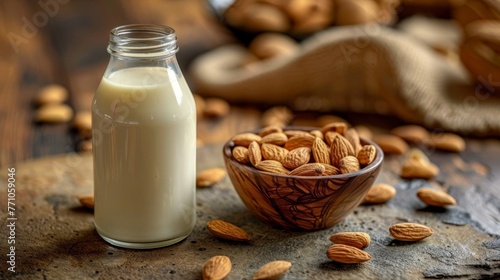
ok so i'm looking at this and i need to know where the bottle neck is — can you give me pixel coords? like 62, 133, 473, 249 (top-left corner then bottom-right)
104, 24, 181, 78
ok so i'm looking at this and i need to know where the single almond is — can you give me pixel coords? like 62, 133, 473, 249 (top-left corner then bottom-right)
261, 106, 293, 127
339, 156, 360, 174
232, 146, 250, 164
389, 223, 433, 241
324, 131, 340, 146
284, 130, 311, 138
282, 147, 311, 169
426, 133, 466, 153
77, 194, 94, 209
36, 84, 68, 105
248, 141, 263, 167
329, 232, 371, 249
35, 104, 74, 123
312, 137, 331, 164
416, 188, 457, 207
261, 143, 289, 162
408, 148, 430, 164
204, 98, 230, 118
330, 135, 355, 166
363, 183, 396, 204
202, 255, 232, 280
320, 164, 340, 176
357, 145, 376, 166
261, 132, 288, 146
344, 128, 362, 155
310, 129, 324, 140
196, 168, 227, 188
252, 260, 292, 280
320, 122, 348, 135
284, 134, 316, 150
390, 125, 429, 143
255, 160, 290, 175
259, 125, 283, 137
289, 163, 325, 176
372, 134, 408, 154
232, 133, 262, 147
206, 219, 250, 242
326, 244, 372, 264
400, 159, 439, 179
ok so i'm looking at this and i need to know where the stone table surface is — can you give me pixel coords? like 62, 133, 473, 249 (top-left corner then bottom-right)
0, 142, 499, 280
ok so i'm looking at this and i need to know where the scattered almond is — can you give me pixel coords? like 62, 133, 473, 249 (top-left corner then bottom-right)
390, 125, 429, 143
36, 84, 68, 105
326, 244, 372, 264
204, 98, 230, 118
206, 219, 250, 242
372, 134, 408, 154
253, 260, 292, 280
389, 223, 433, 241
329, 232, 371, 249
339, 156, 360, 174
363, 183, 396, 204
196, 168, 227, 188
400, 159, 439, 180
416, 187, 457, 207
427, 133, 466, 153
35, 104, 74, 123
202, 255, 232, 280
78, 194, 94, 209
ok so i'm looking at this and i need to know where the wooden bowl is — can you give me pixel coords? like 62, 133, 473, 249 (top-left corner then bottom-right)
222, 128, 384, 231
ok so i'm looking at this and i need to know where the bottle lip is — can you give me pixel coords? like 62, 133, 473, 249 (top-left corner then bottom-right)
108, 24, 179, 58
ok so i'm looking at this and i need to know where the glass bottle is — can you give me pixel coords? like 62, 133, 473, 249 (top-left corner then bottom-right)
92, 24, 196, 249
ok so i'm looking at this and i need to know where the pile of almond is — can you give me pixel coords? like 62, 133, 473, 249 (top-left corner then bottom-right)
224, 0, 400, 35
230, 122, 377, 176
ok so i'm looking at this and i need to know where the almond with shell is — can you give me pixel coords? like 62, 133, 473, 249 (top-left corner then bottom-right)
363, 183, 396, 204
344, 128, 362, 155
389, 223, 433, 241
206, 219, 250, 242
259, 125, 283, 137
357, 145, 376, 166
416, 187, 456, 207
289, 163, 325, 176
232, 146, 250, 164
320, 164, 340, 176
329, 232, 371, 249
320, 122, 348, 135
253, 260, 292, 280
202, 255, 232, 280
255, 160, 290, 175
426, 133, 466, 153
339, 156, 360, 174
248, 141, 263, 167
261, 143, 289, 162
232, 133, 262, 147
326, 244, 372, 264
312, 137, 331, 164
330, 135, 355, 166
400, 158, 439, 180
284, 134, 316, 150
282, 147, 311, 169
261, 132, 288, 146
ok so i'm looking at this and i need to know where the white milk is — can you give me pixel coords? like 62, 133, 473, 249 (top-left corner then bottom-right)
92, 67, 196, 248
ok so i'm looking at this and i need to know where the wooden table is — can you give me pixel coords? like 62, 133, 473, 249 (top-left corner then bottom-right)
1, 1, 499, 279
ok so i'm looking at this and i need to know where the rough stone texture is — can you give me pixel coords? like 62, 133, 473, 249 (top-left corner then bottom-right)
0, 141, 499, 279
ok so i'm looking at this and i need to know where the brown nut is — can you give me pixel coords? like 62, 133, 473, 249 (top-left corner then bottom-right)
249, 33, 299, 60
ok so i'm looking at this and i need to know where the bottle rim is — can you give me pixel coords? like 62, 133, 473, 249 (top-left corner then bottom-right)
108, 24, 179, 58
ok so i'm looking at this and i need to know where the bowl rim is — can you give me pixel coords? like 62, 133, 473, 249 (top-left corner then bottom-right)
222, 126, 384, 179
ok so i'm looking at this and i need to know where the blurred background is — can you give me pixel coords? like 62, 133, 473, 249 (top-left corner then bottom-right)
1, 0, 499, 166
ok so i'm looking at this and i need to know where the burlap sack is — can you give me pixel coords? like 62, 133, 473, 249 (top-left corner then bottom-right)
189, 25, 500, 136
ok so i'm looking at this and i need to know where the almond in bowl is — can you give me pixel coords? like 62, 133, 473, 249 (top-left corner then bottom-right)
222, 124, 384, 230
